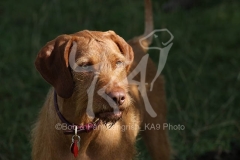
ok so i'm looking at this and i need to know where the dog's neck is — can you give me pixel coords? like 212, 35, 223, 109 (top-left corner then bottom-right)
54, 91, 100, 135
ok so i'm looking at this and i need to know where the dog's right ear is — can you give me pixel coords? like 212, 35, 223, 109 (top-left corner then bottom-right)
35, 35, 75, 98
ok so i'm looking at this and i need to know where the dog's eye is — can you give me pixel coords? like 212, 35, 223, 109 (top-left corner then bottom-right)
79, 62, 91, 69
81, 64, 89, 69
116, 61, 124, 67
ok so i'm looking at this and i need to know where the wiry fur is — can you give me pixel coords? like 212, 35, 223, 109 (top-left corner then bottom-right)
32, 0, 171, 159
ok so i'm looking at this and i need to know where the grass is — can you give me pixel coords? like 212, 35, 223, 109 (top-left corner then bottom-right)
0, 0, 239, 159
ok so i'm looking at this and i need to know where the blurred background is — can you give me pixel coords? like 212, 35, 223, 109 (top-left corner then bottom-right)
0, 0, 239, 159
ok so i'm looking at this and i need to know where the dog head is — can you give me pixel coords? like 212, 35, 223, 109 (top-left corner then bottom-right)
35, 30, 134, 123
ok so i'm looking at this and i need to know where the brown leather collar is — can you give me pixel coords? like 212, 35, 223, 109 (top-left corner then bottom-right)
54, 90, 100, 135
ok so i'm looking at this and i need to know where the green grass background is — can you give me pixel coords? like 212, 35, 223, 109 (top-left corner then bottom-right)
0, 0, 239, 159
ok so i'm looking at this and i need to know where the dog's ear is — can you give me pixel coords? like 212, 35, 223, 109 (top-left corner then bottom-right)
107, 31, 134, 72
35, 35, 74, 98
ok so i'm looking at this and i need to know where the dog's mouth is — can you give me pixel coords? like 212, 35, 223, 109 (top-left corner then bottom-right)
95, 108, 124, 125
98, 111, 122, 120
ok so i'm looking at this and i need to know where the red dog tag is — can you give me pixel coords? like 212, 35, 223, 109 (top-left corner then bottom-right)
70, 134, 80, 158
71, 139, 79, 158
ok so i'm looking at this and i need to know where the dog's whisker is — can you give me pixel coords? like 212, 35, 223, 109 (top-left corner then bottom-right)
93, 118, 99, 123
108, 123, 114, 129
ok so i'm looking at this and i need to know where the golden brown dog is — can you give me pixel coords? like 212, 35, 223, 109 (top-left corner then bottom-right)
32, 0, 171, 159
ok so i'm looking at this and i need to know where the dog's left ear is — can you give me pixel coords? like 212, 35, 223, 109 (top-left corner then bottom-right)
107, 31, 134, 72
35, 35, 75, 98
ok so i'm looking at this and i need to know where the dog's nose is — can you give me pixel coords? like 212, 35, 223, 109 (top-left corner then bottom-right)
107, 89, 126, 105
